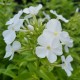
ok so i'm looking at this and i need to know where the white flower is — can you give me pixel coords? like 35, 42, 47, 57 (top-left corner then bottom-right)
43, 19, 73, 53
6, 10, 23, 25
4, 41, 21, 60
61, 55, 73, 76
2, 10, 24, 44
36, 33, 63, 63
23, 4, 42, 15
60, 31, 73, 53
27, 25, 34, 31
43, 19, 62, 40
50, 10, 69, 23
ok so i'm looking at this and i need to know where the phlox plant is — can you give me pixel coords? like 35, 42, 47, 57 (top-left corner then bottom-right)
2, 4, 74, 79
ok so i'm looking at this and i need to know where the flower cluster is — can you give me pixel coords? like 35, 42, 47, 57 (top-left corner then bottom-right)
36, 10, 73, 76
2, 4, 73, 76
2, 4, 42, 60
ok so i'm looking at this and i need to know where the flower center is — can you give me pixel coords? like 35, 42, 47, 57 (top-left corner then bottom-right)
47, 46, 51, 50
54, 32, 58, 36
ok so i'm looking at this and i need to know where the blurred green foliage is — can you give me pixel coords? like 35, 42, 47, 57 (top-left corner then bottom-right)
0, 0, 80, 80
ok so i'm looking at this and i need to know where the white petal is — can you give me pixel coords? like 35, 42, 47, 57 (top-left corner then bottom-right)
37, 4, 42, 10
60, 31, 69, 43
53, 45, 63, 55
37, 32, 53, 47
51, 39, 63, 55
23, 8, 30, 14
28, 6, 36, 15
68, 63, 73, 71
12, 41, 21, 51
8, 19, 24, 31
64, 46, 69, 53
47, 52, 57, 63
14, 19, 24, 31
2, 30, 16, 44
36, 4, 42, 14
60, 31, 73, 48
36, 46, 48, 58
46, 19, 62, 32
61, 55, 65, 62
4, 45, 13, 58
9, 53, 14, 60
66, 55, 73, 63
64, 67, 72, 76
67, 39, 73, 48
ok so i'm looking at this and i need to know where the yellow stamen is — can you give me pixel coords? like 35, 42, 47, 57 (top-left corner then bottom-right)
47, 46, 51, 50
54, 32, 58, 36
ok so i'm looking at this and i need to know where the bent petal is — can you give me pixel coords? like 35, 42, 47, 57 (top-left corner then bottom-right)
36, 46, 48, 58
12, 41, 21, 51
47, 52, 57, 63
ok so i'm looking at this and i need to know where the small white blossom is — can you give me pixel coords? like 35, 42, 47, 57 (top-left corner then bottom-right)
4, 41, 21, 60
61, 55, 73, 76
50, 10, 69, 23
36, 34, 63, 63
23, 4, 42, 15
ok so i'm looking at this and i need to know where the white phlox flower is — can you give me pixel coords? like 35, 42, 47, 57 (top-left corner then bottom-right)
43, 19, 62, 40
2, 10, 24, 44
4, 41, 21, 60
36, 34, 63, 63
61, 55, 73, 76
50, 10, 69, 23
42, 19, 73, 53
60, 31, 73, 53
23, 4, 42, 15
